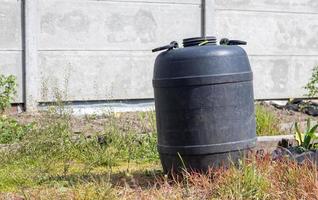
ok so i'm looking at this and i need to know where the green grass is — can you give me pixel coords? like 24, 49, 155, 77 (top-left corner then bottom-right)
255, 104, 282, 136
2, 106, 318, 199
0, 115, 34, 144
213, 159, 270, 199
0, 109, 159, 193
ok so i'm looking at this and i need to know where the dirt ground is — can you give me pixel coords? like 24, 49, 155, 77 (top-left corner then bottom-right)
6, 101, 318, 136
258, 101, 318, 123
7, 110, 156, 137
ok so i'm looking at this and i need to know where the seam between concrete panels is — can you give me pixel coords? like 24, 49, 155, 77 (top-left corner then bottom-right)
215, 8, 318, 15
0, 49, 23, 52
24, 0, 39, 111
36, 50, 318, 56
87, 0, 201, 6
37, 49, 170, 52
248, 55, 318, 57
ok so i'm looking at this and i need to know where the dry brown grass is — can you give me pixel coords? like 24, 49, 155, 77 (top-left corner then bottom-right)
2, 153, 318, 200
114, 154, 318, 200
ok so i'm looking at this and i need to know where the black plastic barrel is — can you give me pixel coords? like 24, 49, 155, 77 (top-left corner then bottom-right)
152, 37, 256, 173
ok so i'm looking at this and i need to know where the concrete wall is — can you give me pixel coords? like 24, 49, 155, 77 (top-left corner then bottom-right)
0, 0, 203, 108
0, 0, 23, 103
38, 0, 202, 102
1, 0, 318, 109
214, 0, 318, 99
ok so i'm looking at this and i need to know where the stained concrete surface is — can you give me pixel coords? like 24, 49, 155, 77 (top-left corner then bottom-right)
1, 0, 318, 107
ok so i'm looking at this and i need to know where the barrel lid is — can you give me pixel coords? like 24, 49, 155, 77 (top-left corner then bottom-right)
183, 36, 217, 47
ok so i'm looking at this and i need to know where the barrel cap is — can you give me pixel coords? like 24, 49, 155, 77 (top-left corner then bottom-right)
183, 36, 217, 47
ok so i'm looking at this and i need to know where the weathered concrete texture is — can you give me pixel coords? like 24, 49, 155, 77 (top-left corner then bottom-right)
24, 0, 40, 111
38, 51, 155, 101
0, 52, 23, 103
214, 0, 318, 13
0, 0, 22, 50
203, 0, 216, 36
251, 56, 318, 99
108, 0, 199, 3
214, 1, 318, 99
3, 0, 318, 107
38, 0, 201, 50
215, 11, 318, 55
38, 100, 155, 115
0, 0, 23, 103
256, 135, 296, 153
36, 0, 201, 102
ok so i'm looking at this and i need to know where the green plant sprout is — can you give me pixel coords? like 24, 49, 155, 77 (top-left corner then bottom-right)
294, 119, 318, 152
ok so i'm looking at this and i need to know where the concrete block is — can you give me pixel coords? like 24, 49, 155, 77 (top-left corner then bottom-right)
256, 135, 296, 153
38, 0, 201, 50
0, 0, 22, 50
0, 52, 23, 103
38, 51, 155, 102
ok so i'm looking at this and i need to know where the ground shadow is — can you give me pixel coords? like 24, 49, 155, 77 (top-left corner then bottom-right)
40, 169, 164, 189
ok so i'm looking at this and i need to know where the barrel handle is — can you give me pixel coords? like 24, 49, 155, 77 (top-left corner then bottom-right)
220, 38, 247, 45
152, 41, 179, 52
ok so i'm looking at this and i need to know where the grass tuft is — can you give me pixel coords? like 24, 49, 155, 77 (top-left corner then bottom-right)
212, 159, 270, 200
255, 104, 282, 136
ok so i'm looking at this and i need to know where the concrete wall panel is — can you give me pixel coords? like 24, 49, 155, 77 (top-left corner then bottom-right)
38, 52, 318, 101
39, 0, 201, 50
214, 1, 318, 99
0, 0, 22, 50
215, 10, 318, 56
0, 0, 23, 103
215, 0, 318, 13
38, 51, 155, 102
37, 0, 202, 102
251, 56, 318, 99
105, 0, 200, 4
0, 52, 23, 103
